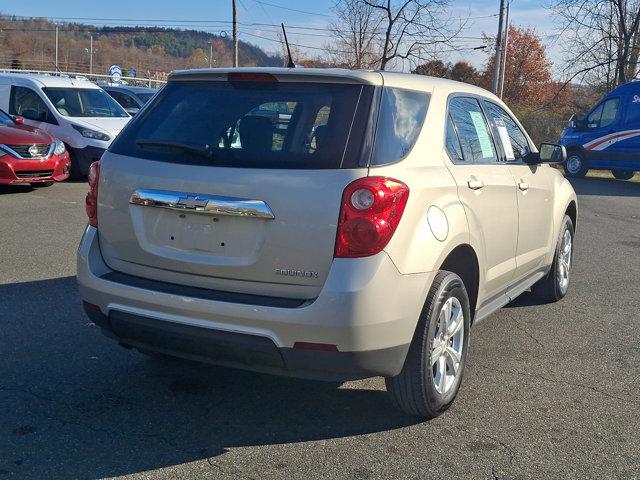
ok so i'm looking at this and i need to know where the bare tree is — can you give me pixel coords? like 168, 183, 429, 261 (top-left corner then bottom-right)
551, 0, 640, 88
328, 0, 462, 71
363, 0, 461, 70
328, 0, 382, 69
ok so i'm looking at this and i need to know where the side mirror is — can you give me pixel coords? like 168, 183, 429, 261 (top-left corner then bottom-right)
525, 143, 567, 165
12, 115, 24, 124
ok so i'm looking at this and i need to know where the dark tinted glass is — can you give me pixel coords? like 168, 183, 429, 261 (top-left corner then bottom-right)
448, 97, 497, 163
0, 109, 13, 126
370, 87, 429, 166
445, 114, 463, 162
485, 102, 530, 161
586, 98, 619, 129
110, 81, 371, 169
10, 86, 52, 122
109, 91, 139, 109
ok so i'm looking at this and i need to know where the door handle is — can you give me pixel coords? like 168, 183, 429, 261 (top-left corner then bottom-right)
518, 181, 529, 191
467, 179, 484, 190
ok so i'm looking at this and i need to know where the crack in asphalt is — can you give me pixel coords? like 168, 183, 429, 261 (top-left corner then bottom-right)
476, 365, 640, 405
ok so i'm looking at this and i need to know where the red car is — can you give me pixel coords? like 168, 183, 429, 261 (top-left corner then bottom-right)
0, 109, 70, 187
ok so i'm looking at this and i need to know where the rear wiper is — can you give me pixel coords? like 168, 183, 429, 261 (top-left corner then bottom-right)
136, 139, 213, 158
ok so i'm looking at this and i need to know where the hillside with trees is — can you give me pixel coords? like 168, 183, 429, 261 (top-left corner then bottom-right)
0, 15, 282, 80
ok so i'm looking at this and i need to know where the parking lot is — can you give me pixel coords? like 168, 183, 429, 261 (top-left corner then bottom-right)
0, 177, 638, 479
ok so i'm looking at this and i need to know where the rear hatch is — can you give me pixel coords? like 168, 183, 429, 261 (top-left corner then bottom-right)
98, 70, 380, 299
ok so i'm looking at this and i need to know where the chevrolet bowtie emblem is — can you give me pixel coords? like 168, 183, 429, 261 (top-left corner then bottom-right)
176, 195, 208, 210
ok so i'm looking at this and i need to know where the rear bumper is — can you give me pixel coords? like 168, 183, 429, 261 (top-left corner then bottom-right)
0, 152, 71, 184
77, 226, 433, 380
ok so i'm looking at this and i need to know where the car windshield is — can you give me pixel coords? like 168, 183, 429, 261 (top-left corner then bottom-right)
43, 87, 129, 118
110, 80, 374, 169
0, 110, 14, 126
135, 92, 155, 104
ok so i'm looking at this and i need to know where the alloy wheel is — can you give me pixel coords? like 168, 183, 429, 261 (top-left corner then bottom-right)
431, 296, 464, 395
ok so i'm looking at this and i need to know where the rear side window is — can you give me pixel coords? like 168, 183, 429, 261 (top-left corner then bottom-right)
109, 91, 139, 109
110, 80, 373, 169
448, 97, 497, 163
370, 88, 429, 166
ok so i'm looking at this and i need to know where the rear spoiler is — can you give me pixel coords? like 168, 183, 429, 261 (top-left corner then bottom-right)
168, 68, 383, 86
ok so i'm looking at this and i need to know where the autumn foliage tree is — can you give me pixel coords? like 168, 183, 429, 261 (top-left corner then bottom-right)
482, 26, 572, 143
413, 60, 482, 85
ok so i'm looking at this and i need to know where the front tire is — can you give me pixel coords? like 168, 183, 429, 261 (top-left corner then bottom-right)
532, 215, 574, 302
564, 151, 589, 178
385, 271, 470, 418
611, 169, 635, 180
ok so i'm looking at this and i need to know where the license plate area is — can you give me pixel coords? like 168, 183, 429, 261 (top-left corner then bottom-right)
130, 206, 266, 265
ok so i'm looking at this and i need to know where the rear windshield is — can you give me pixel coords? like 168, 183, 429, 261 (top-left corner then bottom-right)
43, 88, 129, 118
110, 80, 374, 169
135, 92, 155, 104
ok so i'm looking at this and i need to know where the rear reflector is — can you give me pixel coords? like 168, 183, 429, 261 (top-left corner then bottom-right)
82, 301, 101, 312
228, 72, 277, 83
293, 342, 339, 352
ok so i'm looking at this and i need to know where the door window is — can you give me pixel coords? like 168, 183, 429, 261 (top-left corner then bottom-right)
9, 86, 55, 123
448, 97, 498, 163
445, 114, 464, 162
485, 102, 531, 161
586, 98, 619, 129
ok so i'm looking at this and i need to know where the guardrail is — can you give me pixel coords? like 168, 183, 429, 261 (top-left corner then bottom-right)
0, 68, 167, 88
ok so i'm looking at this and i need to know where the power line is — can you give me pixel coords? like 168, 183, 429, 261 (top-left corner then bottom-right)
251, 0, 333, 17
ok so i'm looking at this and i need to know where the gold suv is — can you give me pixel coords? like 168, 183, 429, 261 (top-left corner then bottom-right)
77, 68, 577, 418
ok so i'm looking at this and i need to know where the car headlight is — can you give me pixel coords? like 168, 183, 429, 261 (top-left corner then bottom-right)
53, 140, 66, 156
71, 124, 111, 141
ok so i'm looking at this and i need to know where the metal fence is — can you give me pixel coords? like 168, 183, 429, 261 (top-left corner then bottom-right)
0, 68, 167, 88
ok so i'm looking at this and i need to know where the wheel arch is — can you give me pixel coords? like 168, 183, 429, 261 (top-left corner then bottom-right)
438, 244, 480, 322
565, 200, 577, 231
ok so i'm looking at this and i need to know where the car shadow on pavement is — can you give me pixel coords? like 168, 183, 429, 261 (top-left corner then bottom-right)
0, 184, 34, 195
0, 276, 421, 479
568, 176, 640, 196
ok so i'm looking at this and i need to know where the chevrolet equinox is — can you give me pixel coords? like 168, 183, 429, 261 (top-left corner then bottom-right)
77, 68, 578, 418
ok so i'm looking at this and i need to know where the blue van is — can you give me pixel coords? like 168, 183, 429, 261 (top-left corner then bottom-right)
560, 81, 640, 180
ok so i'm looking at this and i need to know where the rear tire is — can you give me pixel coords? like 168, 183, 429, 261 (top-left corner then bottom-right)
611, 169, 635, 180
30, 181, 54, 187
564, 151, 588, 178
385, 271, 470, 418
532, 215, 574, 302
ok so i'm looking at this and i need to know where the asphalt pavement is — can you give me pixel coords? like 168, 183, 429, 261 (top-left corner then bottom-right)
0, 177, 638, 480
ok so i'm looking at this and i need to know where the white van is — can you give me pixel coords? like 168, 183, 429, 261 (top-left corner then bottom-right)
0, 74, 130, 177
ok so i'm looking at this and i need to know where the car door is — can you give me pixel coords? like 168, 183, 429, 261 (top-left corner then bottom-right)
581, 97, 623, 164
483, 101, 556, 279
9, 85, 59, 137
445, 96, 519, 299
616, 93, 640, 169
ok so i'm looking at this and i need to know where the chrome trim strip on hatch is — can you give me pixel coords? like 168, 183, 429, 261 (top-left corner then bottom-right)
129, 189, 275, 220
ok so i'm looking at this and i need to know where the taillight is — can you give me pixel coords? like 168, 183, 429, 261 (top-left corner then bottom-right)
335, 177, 409, 258
85, 161, 100, 228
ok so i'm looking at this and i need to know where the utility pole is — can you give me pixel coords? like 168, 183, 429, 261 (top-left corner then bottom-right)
491, 0, 505, 95
55, 25, 59, 71
498, 1, 510, 99
208, 40, 213, 68
232, 0, 238, 67
89, 34, 93, 74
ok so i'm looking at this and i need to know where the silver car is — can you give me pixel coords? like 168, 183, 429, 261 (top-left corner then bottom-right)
78, 68, 577, 418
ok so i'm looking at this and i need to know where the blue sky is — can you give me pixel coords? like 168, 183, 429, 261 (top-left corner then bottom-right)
3, 0, 563, 72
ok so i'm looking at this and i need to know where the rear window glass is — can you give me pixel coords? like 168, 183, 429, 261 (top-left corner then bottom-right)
110, 80, 372, 169
370, 88, 429, 166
